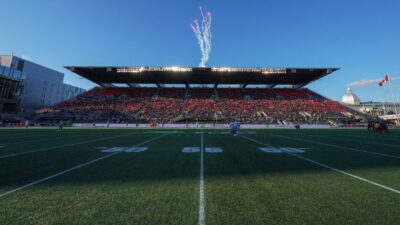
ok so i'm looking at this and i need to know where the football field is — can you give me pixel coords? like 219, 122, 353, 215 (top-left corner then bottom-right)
0, 128, 400, 225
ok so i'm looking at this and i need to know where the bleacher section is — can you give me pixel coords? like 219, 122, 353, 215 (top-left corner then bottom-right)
37, 87, 364, 124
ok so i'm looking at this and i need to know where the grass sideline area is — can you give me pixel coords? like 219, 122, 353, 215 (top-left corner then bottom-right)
0, 128, 400, 225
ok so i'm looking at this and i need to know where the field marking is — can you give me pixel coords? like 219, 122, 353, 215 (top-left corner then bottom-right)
100, 147, 148, 153
199, 130, 205, 225
205, 147, 223, 153
142, 131, 183, 134
0, 134, 168, 198
241, 135, 400, 195
182, 147, 200, 153
0, 132, 134, 159
286, 153, 400, 194
195, 131, 229, 134
124, 147, 148, 153
258, 147, 307, 153
182, 147, 223, 154
264, 133, 400, 160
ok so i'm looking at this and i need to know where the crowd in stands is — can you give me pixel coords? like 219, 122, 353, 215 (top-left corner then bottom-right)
37, 87, 363, 124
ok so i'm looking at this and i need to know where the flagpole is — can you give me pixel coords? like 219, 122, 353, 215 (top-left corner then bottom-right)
387, 78, 400, 125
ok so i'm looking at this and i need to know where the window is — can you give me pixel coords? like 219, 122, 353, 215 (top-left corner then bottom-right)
17, 60, 25, 71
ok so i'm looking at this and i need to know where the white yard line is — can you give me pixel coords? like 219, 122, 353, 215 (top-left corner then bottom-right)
0, 132, 133, 159
0, 134, 168, 198
241, 135, 400, 195
199, 130, 206, 225
265, 133, 400, 160
286, 153, 400, 194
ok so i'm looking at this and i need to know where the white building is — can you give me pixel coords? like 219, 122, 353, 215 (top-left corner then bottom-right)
0, 55, 85, 117
342, 88, 400, 120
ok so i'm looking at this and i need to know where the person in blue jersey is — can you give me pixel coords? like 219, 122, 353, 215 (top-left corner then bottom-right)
58, 121, 64, 131
230, 120, 241, 136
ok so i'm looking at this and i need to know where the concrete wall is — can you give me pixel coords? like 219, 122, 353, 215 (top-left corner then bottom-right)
0, 55, 13, 67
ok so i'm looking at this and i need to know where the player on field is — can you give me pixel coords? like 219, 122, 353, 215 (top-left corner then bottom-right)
58, 121, 64, 131
230, 120, 241, 136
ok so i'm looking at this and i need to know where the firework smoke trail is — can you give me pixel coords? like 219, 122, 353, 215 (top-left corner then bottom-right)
190, 6, 212, 67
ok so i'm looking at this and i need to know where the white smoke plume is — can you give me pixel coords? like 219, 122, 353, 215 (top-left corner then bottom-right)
348, 78, 382, 88
348, 77, 400, 88
190, 6, 212, 67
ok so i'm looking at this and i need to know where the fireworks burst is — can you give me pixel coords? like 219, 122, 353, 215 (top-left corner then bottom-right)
190, 6, 212, 67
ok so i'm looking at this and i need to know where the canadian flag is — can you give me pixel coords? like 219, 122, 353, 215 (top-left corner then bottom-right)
378, 74, 389, 86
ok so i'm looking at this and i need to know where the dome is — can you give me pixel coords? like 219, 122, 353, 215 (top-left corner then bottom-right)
342, 88, 361, 105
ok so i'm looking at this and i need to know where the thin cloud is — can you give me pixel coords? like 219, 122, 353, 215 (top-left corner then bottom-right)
348, 79, 381, 88
348, 77, 400, 88
21, 55, 32, 61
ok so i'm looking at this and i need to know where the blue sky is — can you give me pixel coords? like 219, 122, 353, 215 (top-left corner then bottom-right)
1, 0, 400, 102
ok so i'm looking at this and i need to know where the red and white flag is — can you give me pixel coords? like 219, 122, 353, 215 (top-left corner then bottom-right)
378, 74, 389, 86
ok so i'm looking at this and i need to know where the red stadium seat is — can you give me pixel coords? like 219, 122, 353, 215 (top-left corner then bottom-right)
39, 87, 363, 124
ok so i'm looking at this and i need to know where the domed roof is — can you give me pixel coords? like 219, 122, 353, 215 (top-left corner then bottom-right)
342, 88, 361, 105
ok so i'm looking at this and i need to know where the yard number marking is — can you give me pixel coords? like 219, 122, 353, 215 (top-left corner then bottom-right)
205, 147, 223, 153
182, 147, 223, 153
182, 147, 200, 153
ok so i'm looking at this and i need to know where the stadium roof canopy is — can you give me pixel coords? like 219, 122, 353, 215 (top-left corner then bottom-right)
65, 66, 339, 88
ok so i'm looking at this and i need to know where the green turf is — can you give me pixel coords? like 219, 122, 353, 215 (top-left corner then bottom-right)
0, 128, 400, 225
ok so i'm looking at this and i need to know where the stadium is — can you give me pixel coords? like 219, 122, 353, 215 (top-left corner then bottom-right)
35, 66, 366, 127
1, 1, 400, 225
2, 64, 400, 225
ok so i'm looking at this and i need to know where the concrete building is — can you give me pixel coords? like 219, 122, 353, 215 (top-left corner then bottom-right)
0, 55, 85, 118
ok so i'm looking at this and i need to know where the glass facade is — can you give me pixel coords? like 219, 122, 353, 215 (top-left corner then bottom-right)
0, 65, 25, 114
62, 84, 85, 101
0, 65, 26, 80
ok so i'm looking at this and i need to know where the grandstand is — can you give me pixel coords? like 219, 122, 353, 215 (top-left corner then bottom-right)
36, 67, 366, 126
